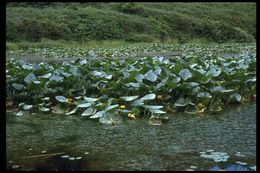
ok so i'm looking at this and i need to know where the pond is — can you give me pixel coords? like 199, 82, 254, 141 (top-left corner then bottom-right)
6, 102, 256, 171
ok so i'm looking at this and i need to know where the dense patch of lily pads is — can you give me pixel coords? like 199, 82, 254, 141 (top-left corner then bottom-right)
6, 43, 256, 124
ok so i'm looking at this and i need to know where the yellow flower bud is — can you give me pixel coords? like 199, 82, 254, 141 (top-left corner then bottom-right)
156, 95, 163, 100
119, 105, 126, 109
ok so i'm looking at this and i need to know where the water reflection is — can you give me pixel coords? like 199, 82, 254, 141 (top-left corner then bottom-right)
6, 102, 256, 170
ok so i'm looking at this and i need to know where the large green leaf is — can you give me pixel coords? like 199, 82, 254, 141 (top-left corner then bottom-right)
81, 107, 96, 116
39, 73, 52, 79
145, 70, 157, 82
83, 97, 98, 102
24, 73, 36, 83
197, 92, 212, 98
174, 97, 195, 107
77, 102, 92, 108
55, 96, 67, 103
179, 69, 192, 81
120, 95, 139, 101
12, 83, 24, 90
140, 93, 156, 101
230, 93, 242, 102
143, 105, 164, 110
66, 107, 79, 115
90, 111, 105, 119
148, 109, 166, 114
104, 104, 119, 112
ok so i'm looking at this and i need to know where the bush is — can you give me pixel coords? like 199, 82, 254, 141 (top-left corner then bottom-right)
125, 34, 156, 43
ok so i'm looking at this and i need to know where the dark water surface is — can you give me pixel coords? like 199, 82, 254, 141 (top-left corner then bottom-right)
6, 102, 256, 171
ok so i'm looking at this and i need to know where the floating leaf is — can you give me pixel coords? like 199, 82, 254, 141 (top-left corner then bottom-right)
104, 104, 119, 112
145, 70, 157, 82
179, 69, 192, 81
22, 64, 34, 70
155, 77, 168, 89
197, 92, 212, 98
206, 66, 222, 77
50, 74, 64, 82
16, 111, 23, 116
154, 66, 162, 75
44, 64, 54, 71
148, 109, 166, 114
55, 96, 67, 103
143, 105, 164, 110
41, 97, 50, 101
79, 59, 87, 65
77, 102, 92, 108
231, 93, 242, 102
12, 83, 24, 90
81, 107, 96, 116
105, 74, 112, 80
39, 73, 52, 79
24, 73, 36, 83
70, 66, 81, 77
23, 104, 33, 110
33, 80, 41, 84
131, 100, 144, 106
92, 71, 104, 77
211, 86, 233, 94
90, 111, 105, 119
39, 107, 50, 112
135, 74, 145, 82
173, 76, 181, 84
18, 102, 25, 107
174, 97, 195, 107
140, 93, 156, 101
120, 95, 139, 101
83, 97, 98, 102
126, 82, 140, 88
66, 107, 79, 115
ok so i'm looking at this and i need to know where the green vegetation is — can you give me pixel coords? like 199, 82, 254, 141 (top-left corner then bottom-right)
6, 43, 256, 124
6, 2, 256, 45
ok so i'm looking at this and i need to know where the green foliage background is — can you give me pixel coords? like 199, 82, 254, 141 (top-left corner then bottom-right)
6, 2, 256, 43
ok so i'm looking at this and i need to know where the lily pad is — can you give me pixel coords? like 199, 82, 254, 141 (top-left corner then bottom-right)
81, 107, 96, 116
24, 73, 36, 83
148, 109, 166, 114
39, 107, 50, 112
120, 95, 139, 101
140, 93, 156, 101
143, 105, 164, 110
90, 111, 105, 119
12, 83, 24, 90
16, 111, 23, 116
55, 96, 67, 103
66, 107, 79, 115
174, 98, 195, 107
145, 70, 157, 82
39, 73, 52, 79
83, 97, 98, 102
179, 69, 192, 81
23, 104, 33, 110
77, 102, 92, 108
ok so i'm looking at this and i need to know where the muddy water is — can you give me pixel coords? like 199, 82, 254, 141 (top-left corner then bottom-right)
6, 102, 256, 171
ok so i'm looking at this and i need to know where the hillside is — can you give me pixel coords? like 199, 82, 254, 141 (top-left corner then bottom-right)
6, 2, 256, 44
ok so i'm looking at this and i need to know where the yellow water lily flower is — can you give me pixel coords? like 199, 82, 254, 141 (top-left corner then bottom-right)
67, 98, 74, 104
119, 105, 126, 109
156, 95, 163, 100
128, 112, 136, 119
196, 103, 206, 113
197, 102, 205, 108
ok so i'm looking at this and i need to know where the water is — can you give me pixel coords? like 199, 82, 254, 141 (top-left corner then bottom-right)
6, 102, 256, 171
